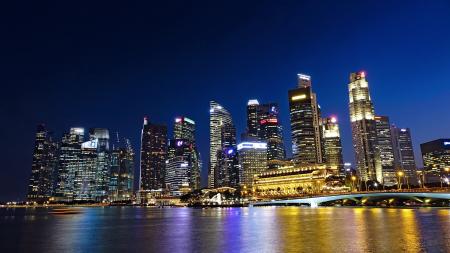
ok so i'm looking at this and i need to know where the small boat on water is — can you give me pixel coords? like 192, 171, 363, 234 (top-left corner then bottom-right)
49, 208, 83, 215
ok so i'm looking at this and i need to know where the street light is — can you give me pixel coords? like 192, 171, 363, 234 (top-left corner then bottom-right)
351, 176, 357, 192
397, 171, 404, 190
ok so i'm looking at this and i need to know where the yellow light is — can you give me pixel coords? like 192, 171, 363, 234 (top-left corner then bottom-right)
351, 176, 356, 181
291, 94, 307, 101
397, 171, 404, 176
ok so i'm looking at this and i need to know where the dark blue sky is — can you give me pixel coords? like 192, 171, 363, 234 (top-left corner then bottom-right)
1, 1, 449, 201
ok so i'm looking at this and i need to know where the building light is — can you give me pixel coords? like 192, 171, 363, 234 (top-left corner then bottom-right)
184, 117, 195, 124
444, 142, 450, 146
175, 117, 182, 123
247, 99, 260, 106
400, 128, 407, 132
237, 142, 267, 150
297, 74, 311, 81
330, 117, 337, 123
291, 94, 307, 101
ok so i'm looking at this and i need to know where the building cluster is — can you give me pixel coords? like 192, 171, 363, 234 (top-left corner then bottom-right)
27, 126, 134, 203
27, 71, 450, 203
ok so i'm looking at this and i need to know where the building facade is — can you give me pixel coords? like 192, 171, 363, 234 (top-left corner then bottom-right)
348, 71, 380, 181
215, 123, 239, 188
288, 74, 323, 165
140, 117, 167, 190
321, 117, 344, 175
109, 136, 134, 202
391, 126, 417, 185
238, 142, 267, 187
421, 139, 450, 176
258, 103, 286, 169
27, 124, 58, 202
374, 116, 396, 185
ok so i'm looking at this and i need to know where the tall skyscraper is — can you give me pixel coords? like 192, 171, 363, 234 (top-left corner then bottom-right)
55, 127, 85, 201
216, 123, 240, 188
166, 117, 201, 194
209, 101, 233, 188
420, 139, 450, 175
348, 71, 380, 182
246, 99, 260, 138
391, 126, 417, 184
109, 134, 134, 202
258, 103, 286, 169
140, 117, 167, 191
27, 124, 58, 202
321, 116, 344, 175
288, 74, 323, 165
238, 142, 267, 187
374, 116, 396, 185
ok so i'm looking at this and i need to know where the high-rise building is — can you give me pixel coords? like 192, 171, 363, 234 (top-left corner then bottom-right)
391, 126, 417, 184
174, 116, 196, 143
258, 103, 286, 169
348, 71, 380, 182
109, 134, 134, 202
140, 117, 167, 190
321, 116, 344, 175
209, 101, 233, 188
288, 74, 323, 165
55, 127, 85, 201
420, 139, 450, 175
27, 124, 58, 202
374, 116, 396, 185
215, 123, 240, 188
246, 99, 260, 138
238, 142, 267, 187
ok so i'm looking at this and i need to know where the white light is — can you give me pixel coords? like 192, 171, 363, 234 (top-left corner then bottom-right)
184, 117, 195, 124
237, 142, 267, 150
297, 74, 311, 81
247, 99, 259, 106
401, 128, 407, 132
175, 118, 182, 123
444, 142, 450, 146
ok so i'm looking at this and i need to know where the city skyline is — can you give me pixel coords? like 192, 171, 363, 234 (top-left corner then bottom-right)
2, 1, 450, 201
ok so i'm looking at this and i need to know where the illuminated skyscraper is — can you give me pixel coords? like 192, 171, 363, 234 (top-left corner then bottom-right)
322, 116, 344, 175
348, 71, 380, 181
288, 74, 323, 165
140, 117, 167, 190
109, 134, 134, 202
238, 142, 267, 187
55, 127, 85, 201
209, 101, 233, 188
27, 124, 58, 202
216, 123, 239, 188
258, 103, 286, 169
420, 139, 450, 176
174, 116, 196, 143
246, 99, 260, 138
391, 126, 417, 184
374, 116, 396, 185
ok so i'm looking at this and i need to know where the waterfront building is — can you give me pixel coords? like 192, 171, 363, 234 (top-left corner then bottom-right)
391, 126, 418, 185
209, 101, 233, 188
140, 117, 167, 190
253, 165, 329, 197
174, 116, 196, 143
246, 99, 260, 138
27, 124, 58, 202
348, 71, 380, 181
109, 135, 134, 202
288, 74, 323, 165
55, 127, 85, 201
216, 124, 239, 188
258, 103, 286, 169
420, 139, 450, 176
238, 141, 267, 187
321, 116, 344, 175
374, 116, 396, 186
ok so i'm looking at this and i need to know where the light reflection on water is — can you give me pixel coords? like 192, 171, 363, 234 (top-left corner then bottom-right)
1, 207, 449, 252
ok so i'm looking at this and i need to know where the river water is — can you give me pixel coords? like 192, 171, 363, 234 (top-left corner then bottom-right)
1, 207, 449, 252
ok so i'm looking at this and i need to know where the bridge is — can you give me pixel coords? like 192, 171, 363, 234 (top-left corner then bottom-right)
250, 190, 450, 208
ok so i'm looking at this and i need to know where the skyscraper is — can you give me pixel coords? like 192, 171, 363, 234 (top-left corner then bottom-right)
238, 142, 267, 188
246, 99, 260, 138
288, 74, 323, 165
321, 116, 344, 175
109, 134, 134, 202
348, 71, 380, 182
420, 139, 450, 175
209, 101, 233, 188
374, 116, 396, 185
258, 103, 286, 169
391, 126, 417, 184
27, 124, 58, 202
55, 127, 85, 201
140, 117, 167, 191
174, 116, 196, 143
216, 123, 240, 188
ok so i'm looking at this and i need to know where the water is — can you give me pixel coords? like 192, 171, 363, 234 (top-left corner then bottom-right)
1, 207, 450, 253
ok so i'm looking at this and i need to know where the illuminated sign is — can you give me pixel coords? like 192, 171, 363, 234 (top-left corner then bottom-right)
271, 106, 277, 113
184, 117, 195, 125
176, 140, 184, 147
291, 94, 307, 101
260, 118, 278, 124
237, 142, 267, 150
227, 149, 234, 155
444, 142, 450, 146
400, 129, 407, 132
297, 74, 311, 81
81, 139, 98, 149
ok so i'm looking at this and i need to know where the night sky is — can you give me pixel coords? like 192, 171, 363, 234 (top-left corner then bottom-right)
1, 1, 450, 201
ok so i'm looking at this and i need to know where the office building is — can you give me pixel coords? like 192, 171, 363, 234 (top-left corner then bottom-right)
322, 116, 344, 175
348, 71, 380, 181
140, 117, 167, 190
288, 74, 323, 165
258, 103, 286, 169
27, 124, 58, 202
391, 126, 417, 185
109, 134, 134, 202
421, 139, 450, 175
374, 116, 396, 185
238, 142, 267, 187
209, 101, 233, 188
215, 123, 240, 188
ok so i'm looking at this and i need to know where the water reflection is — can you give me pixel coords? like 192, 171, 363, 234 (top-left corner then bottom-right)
1, 207, 450, 252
